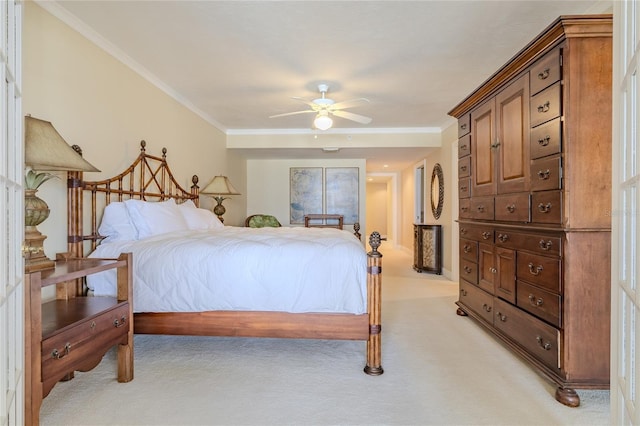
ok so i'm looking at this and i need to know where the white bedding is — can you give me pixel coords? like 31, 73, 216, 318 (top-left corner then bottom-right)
87, 226, 367, 314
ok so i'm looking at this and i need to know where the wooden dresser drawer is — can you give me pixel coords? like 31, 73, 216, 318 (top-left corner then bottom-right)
458, 134, 471, 158
460, 259, 478, 285
494, 229, 562, 256
41, 302, 130, 383
458, 156, 471, 178
532, 190, 562, 224
494, 193, 531, 222
531, 155, 562, 191
530, 117, 562, 159
517, 280, 561, 327
458, 114, 471, 138
530, 82, 561, 127
459, 198, 471, 219
494, 298, 561, 371
530, 48, 561, 95
458, 178, 471, 198
460, 238, 478, 262
516, 252, 561, 293
459, 224, 493, 243
469, 196, 495, 220
459, 280, 494, 324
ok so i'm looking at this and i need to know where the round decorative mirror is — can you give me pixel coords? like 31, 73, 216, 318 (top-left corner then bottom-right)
430, 163, 444, 219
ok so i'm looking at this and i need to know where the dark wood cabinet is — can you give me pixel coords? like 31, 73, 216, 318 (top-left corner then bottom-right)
25, 253, 134, 425
449, 15, 612, 407
413, 224, 442, 275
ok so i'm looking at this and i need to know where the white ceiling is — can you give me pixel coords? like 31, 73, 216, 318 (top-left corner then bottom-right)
43, 0, 608, 174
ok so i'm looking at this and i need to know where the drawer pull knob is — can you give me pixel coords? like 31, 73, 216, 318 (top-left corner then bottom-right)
460, 123, 467, 130
538, 136, 551, 146
538, 202, 552, 213
460, 228, 467, 235
477, 205, 485, 212
537, 169, 550, 180
528, 294, 544, 307
536, 336, 552, 351
460, 144, 468, 150
52, 343, 71, 360
528, 263, 544, 276
539, 240, 553, 251
114, 316, 127, 328
506, 204, 516, 213
460, 186, 467, 191
538, 69, 550, 80
497, 233, 509, 243
460, 165, 467, 172
461, 206, 469, 212
497, 312, 507, 322
464, 266, 472, 274
490, 267, 497, 274
463, 245, 471, 253
482, 303, 492, 313
481, 232, 491, 240
537, 101, 550, 113
460, 289, 467, 296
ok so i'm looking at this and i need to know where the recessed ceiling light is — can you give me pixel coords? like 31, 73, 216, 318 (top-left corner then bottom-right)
383, 164, 389, 168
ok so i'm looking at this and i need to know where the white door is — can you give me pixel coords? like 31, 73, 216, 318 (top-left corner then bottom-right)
0, 1, 24, 425
612, 1, 640, 424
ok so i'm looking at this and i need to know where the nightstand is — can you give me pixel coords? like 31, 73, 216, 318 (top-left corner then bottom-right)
24, 253, 133, 425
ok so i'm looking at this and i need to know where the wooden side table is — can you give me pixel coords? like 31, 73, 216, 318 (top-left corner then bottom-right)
25, 253, 133, 425
304, 214, 344, 229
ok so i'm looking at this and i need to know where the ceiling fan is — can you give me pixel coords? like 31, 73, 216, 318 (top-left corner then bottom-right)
269, 84, 372, 130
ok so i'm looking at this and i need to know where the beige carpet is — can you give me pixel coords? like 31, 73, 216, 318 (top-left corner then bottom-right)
40, 246, 610, 425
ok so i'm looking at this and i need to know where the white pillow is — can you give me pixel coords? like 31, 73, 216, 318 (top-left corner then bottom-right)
124, 198, 189, 239
177, 199, 224, 230
98, 202, 138, 242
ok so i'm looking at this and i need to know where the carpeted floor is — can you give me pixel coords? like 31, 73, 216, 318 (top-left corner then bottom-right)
39, 246, 610, 425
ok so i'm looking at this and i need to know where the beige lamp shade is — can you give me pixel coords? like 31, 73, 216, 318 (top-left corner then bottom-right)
25, 116, 100, 172
201, 175, 240, 195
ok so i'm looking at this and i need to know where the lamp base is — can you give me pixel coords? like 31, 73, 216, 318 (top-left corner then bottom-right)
213, 200, 226, 223
24, 226, 55, 273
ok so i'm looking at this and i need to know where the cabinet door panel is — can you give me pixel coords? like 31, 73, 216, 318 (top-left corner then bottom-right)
471, 99, 496, 196
478, 242, 495, 294
496, 74, 530, 194
495, 247, 516, 304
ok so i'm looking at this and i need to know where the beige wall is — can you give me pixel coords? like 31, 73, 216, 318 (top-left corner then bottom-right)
396, 121, 456, 278
365, 182, 388, 239
246, 158, 367, 236
23, 1, 237, 267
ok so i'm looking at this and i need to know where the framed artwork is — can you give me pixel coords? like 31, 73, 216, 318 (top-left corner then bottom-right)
290, 167, 323, 224
325, 167, 359, 225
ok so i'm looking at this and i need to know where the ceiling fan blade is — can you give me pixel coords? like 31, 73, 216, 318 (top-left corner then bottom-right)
332, 109, 372, 124
269, 110, 315, 118
330, 98, 370, 110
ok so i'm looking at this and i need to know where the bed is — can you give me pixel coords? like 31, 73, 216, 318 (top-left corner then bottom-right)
67, 141, 383, 375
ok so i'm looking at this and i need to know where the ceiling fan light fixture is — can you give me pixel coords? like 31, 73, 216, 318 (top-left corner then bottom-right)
314, 111, 333, 130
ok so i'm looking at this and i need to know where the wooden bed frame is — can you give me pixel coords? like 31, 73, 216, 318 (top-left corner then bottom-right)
67, 141, 383, 375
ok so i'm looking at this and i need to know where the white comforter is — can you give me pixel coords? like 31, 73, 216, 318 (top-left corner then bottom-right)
87, 226, 367, 314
